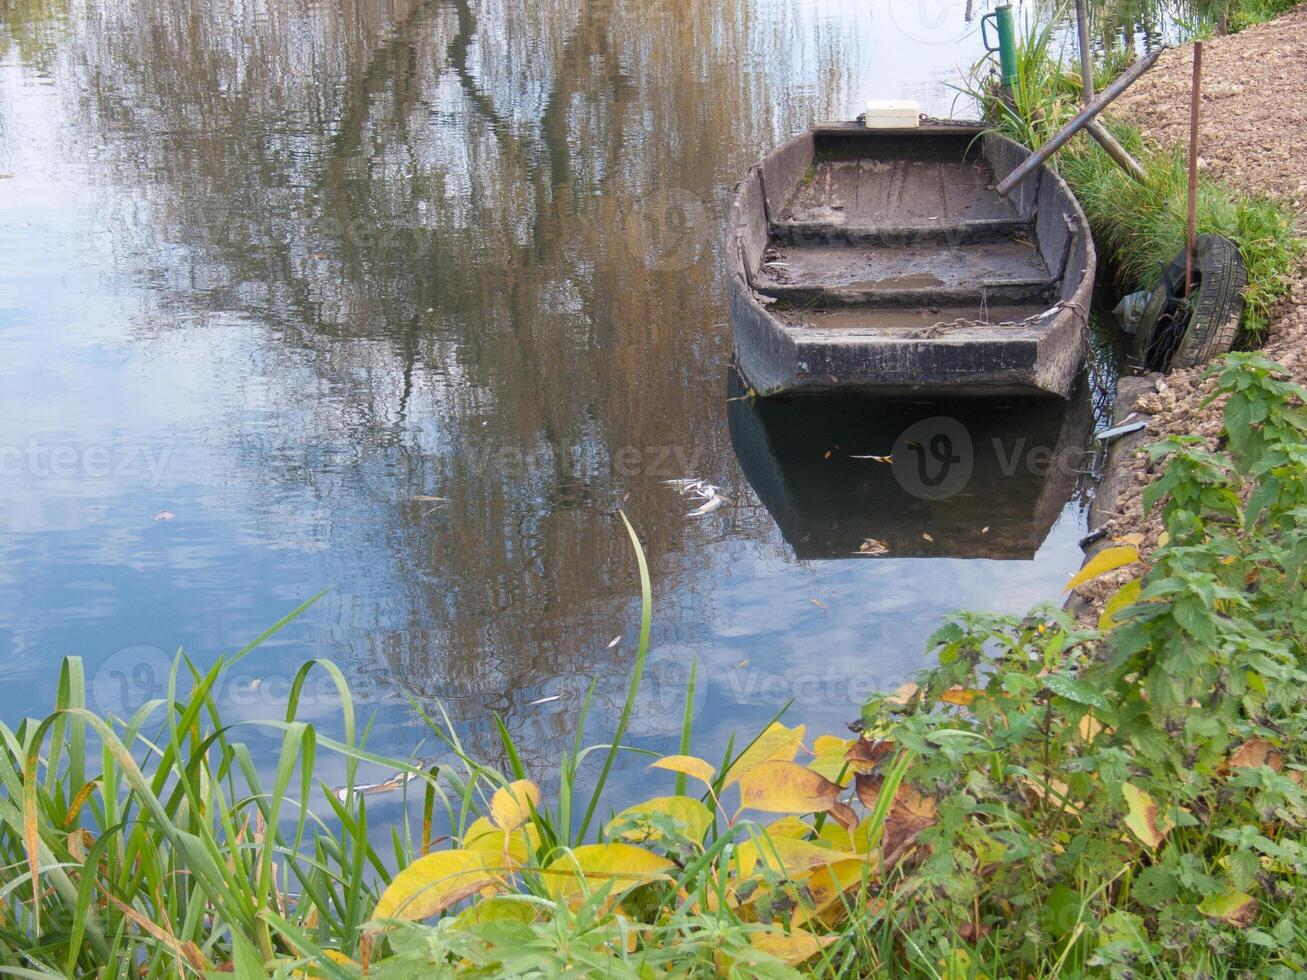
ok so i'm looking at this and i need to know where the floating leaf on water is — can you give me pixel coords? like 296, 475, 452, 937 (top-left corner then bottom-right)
848, 453, 892, 463
527, 694, 562, 706
856, 538, 889, 556
921, 532, 934, 543
687, 494, 724, 517
410, 494, 446, 503
607, 635, 622, 648
810, 598, 827, 608
153, 510, 175, 521
981, 526, 990, 534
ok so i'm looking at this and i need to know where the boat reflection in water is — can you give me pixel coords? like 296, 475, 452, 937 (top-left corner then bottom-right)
727, 372, 1096, 560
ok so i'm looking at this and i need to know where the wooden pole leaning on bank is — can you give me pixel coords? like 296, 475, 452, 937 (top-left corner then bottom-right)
995, 44, 1164, 197
1185, 42, 1203, 296
1075, 0, 1147, 183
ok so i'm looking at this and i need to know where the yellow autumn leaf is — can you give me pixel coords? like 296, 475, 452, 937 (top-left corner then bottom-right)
735, 834, 856, 879
371, 849, 500, 922
649, 754, 716, 788
451, 896, 536, 930
290, 949, 359, 979
938, 687, 982, 706
1122, 782, 1172, 850
793, 858, 872, 926
1064, 546, 1140, 592
463, 816, 536, 870
817, 816, 876, 855
1198, 891, 1258, 927
721, 722, 806, 787
490, 779, 540, 831
806, 752, 853, 786
812, 735, 851, 756
543, 843, 674, 901
1099, 578, 1142, 630
1228, 737, 1283, 771
738, 760, 843, 817
1113, 533, 1145, 546
605, 795, 714, 843
751, 927, 836, 965
764, 815, 814, 840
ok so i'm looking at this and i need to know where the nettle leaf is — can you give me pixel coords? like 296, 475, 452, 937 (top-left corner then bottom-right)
1043, 674, 1110, 711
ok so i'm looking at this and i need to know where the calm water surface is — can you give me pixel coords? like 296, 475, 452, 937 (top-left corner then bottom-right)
0, 0, 1142, 793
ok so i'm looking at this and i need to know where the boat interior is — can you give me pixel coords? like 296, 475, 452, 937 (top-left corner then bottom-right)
739, 126, 1083, 335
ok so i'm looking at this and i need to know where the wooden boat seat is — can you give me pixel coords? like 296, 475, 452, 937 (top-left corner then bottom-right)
774, 158, 1022, 235
751, 237, 1056, 309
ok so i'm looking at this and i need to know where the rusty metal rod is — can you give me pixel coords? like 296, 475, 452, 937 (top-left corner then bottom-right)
1186, 42, 1203, 296
995, 44, 1164, 197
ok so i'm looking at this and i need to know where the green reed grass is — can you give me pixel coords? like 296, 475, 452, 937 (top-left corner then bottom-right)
965, 9, 1302, 337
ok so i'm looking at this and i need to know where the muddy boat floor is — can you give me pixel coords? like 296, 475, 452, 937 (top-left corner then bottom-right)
780, 158, 1020, 232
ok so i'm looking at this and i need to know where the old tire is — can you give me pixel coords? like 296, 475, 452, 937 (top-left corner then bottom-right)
1131, 233, 1246, 372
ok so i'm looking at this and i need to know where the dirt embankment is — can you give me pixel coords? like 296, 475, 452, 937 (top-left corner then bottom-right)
1073, 9, 1307, 614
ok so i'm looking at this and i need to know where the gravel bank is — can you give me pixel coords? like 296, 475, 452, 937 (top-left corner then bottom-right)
1071, 9, 1307, 615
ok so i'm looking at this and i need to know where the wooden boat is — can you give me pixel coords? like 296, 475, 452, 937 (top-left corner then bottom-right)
728, 121, 1095, 397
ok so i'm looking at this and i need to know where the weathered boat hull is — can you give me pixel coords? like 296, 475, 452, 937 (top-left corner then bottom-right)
728, 123, 1095, 397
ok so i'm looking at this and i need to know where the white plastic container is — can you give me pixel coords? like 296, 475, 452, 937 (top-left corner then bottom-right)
864, 100, 920, 129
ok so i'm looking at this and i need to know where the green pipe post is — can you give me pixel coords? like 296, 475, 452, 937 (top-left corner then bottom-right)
981, 4, 1019, 90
